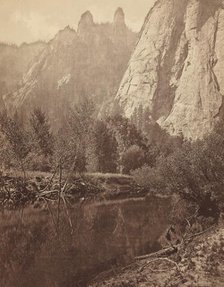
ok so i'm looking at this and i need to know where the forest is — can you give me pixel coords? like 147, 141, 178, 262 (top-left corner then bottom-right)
0, 97, 223, 221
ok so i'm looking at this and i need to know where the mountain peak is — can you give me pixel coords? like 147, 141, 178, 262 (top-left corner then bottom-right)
113, 8, 127, 46
78, 10, 94, 35
114, 7, 125, 26
53, 26, 77, 46
80, 10, 94, 23
2, 9, 137, 130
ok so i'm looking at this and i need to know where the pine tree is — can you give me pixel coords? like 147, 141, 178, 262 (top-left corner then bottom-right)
0, 112, 30, 175
94, 120, 118, 173
66, 97, 96, 172
30, 108, 54, 157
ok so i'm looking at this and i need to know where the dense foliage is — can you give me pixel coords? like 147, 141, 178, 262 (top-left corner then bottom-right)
0, 101, 171, 175
133, 122, 224, 218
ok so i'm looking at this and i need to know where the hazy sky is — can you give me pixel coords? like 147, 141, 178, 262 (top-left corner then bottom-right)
0, 0, 156, 45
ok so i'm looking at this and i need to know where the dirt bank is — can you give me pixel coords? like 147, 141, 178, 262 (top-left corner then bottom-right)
90, 221, 224, 287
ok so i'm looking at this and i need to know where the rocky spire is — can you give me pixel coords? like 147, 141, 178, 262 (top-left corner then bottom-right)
114, 7, 126, 26
113, 8, 127, 46
78, 11, 94, 37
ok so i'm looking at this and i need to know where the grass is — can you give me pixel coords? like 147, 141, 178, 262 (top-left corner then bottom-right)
86, 173, 133, 179
2, 169, 132, 180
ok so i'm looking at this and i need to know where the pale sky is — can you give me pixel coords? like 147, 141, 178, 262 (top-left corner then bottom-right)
0, 0, 156, 45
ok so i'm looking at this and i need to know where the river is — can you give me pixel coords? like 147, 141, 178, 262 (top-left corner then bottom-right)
0, 195, 172, 287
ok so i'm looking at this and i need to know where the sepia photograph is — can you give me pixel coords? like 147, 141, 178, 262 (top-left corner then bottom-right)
0, 0, 224, 286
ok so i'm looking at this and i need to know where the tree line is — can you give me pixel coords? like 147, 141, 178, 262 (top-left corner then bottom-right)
1, 98, 223, 219
0, 98, 180, 176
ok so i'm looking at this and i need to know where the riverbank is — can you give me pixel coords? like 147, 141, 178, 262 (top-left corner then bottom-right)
90, 220, 224, 287
0, 172, 150, 210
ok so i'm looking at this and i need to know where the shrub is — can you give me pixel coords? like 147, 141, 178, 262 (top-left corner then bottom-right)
132, 124, 224, 220
131, 165, 162, 191
121, 145, 146, 174
26, 153, 52, 172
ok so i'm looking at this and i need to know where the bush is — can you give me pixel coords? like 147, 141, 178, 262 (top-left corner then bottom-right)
132, 123, 224, 220
26, 153, 52, 172
131, 165, 163, 191
121, 145, 146, 174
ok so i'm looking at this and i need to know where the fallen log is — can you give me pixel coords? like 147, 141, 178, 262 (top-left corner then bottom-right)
135, 245, 179, 261
138, 257, 181, 273
135, 225, 216, 262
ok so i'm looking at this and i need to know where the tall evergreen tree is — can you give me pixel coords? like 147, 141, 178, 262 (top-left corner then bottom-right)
30, 108, 54, 157
0, 112, 30, 174
94, 120, 118, 173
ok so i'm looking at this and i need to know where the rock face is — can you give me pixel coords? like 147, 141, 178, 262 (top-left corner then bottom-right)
0, 42, 46, 102
3, 9, 137, 129
114, 0, 224, 139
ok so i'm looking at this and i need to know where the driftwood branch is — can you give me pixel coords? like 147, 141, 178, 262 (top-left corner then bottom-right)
135, 245, 179, 261
41, 163, 59, 192
61, 194, 74, 234
135, 226, 214, 261
186, 226, 214, 241
139, 257, 181, 273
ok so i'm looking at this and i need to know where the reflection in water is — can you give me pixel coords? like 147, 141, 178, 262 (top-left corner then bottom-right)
0, 195, 172, 287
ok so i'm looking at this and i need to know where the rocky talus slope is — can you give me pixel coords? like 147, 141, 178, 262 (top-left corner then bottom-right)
3, 8, 136, 128
114, 0, 224, 139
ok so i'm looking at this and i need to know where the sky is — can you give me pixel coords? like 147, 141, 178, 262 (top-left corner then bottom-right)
0, 0, 156, 45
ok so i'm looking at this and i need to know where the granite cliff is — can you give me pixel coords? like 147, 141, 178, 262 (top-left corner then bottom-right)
114, 0, 224, 139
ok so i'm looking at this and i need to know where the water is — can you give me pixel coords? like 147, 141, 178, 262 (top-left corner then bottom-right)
0, 195, 172, 287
